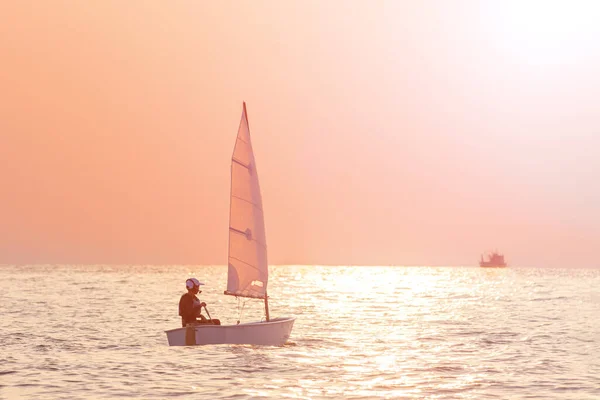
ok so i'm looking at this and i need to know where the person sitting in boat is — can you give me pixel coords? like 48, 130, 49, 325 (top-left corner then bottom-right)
179, 278, 209, 327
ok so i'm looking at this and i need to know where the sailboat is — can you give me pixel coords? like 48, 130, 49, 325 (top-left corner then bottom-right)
165, 102, 296, 346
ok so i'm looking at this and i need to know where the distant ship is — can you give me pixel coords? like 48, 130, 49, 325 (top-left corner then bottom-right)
479, 251, 507, 268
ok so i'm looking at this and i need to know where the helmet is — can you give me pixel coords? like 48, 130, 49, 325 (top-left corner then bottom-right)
186, 278, 205, 290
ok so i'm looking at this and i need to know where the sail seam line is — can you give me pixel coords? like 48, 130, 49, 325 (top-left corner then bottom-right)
232, 158, 249, 169
229, 256, 264, 272
231, 195, 264, 211
236, 136, 249, 145
229, 227, 247, 236
228, 231, 267, 250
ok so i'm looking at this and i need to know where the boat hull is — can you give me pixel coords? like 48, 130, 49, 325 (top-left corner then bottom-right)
165, 317, 295, 346
479, 263, 507, 268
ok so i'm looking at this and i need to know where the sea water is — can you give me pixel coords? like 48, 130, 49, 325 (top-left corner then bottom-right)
1, 265, 599, 399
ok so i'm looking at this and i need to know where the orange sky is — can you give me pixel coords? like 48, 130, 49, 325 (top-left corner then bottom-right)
1, 1, 599, 267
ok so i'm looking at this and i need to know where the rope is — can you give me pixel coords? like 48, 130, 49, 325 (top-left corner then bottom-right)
236, 297, 248, 325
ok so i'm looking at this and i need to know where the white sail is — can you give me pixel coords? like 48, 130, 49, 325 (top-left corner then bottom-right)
226, 102, 268, 299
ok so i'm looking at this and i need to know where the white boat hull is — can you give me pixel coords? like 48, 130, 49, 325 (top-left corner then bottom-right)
165, 317, 295, 346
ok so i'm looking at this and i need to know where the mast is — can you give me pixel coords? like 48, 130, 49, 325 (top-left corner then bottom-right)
264, 292, 270, 322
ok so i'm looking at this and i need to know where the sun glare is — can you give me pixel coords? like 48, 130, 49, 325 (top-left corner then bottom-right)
484, 1, 600, 64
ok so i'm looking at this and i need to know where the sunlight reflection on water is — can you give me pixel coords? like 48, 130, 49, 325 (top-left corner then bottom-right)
1, 265, 599, 399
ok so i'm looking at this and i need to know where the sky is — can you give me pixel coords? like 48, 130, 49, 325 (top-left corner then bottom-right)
1, 1, 599, 267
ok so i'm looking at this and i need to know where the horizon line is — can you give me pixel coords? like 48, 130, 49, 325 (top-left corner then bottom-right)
0, 263, 597, 269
